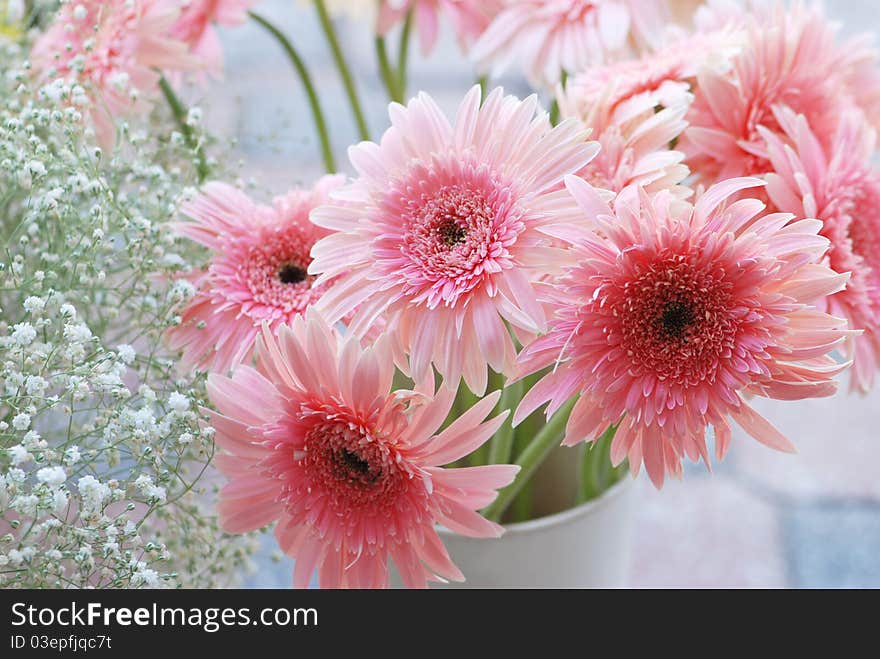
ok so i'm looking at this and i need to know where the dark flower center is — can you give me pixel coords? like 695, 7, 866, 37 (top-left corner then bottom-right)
659, 301, 695, 339
437, 220, 467, 247
339, 448, 372, 477
277, 263, 307, 285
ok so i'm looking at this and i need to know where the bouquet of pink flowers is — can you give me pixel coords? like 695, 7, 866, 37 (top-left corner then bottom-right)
2, 0, 878, 589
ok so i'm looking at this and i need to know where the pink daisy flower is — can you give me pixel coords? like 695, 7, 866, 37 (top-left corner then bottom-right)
207, 312, 518, 588
762, 107, 880, 393
166, 175, 346, 374
558, 27, 742, 127
558, 85, 690, 196
470, 0, 670, 87
695, 1, 880, 134
308, 86, 599, 395
681, 4, 849, 184
169, 0, 259, 80
378, 0, 504, 55
30, 0, 195, 149
515, 177, 852, 488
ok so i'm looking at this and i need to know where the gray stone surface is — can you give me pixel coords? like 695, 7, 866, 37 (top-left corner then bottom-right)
783, 501, 880, 588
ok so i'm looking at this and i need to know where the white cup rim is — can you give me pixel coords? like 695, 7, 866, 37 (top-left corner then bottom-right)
439, 475, 635, 538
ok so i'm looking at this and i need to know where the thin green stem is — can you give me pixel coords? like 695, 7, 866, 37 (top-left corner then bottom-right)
375, 35, 400, 102
469, 370, 505, 467
249, 11, 336, 172
477, 75, 488, 102
577, 423, 617, 504
483, 397, 577, 523
549, 70, 568, 126
314, 0, 370, 141
510, 478, 532, 523
487, 378, 522, 465
396, 10, 413, 102
158, 76, 209, 183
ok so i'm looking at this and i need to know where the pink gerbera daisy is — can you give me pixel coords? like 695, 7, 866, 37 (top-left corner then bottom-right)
30, 0, 195, 149
207, 312, 518, 588
471, 0, 670, 86
308, 86, 599, 394
559, 27, 742, 127
166, 175, 346, 373
558, 85, 689, 196
169, 0, 258, 80
681, 4, 847, 184
762, 107, 880, 392
515, 177, 852, 488
378, 0, 503, 55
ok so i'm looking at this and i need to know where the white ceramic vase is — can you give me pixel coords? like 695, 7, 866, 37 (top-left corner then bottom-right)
434, 476, 636, 588
389, 444, 639, 589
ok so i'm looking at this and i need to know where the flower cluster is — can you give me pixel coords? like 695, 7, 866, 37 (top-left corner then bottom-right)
0, 33, 253, 587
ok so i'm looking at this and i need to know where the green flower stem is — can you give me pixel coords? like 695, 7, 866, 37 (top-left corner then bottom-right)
549, 70, 568, 126
487, 377, 522, 465
249, 11, 336, 173
158, 76, 209, 183
509, 477, 533, 523
314, 0, 370, 141
396, 10, 413, 102
577, 423, 617, 504
375, 36, 400, 102
469, 370, 505, 466
477, 75, 488, 102
483, 397, 577, 523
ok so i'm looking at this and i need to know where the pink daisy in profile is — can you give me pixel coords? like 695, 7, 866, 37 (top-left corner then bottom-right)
308, 86, 599, 395
166, 175, 346, 374
207, 312, 517, 588
30, 0, 195, 149
515, 177, 852, 488
558, 86, 690, 197
681, 4, 845, 184
169, 0, 259, 80
762, 107, 880, 393
378, 0, 503, 55
471, 0, 670, 86
558, 27, 742, 127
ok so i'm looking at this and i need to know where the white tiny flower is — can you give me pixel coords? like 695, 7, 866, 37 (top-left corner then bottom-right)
12, 412, 30, 430
77, 475, 110, 512
59, 303, 76, 318
116, 344, 136, 364
168, 392, 189, 413
25, 375, 47, 396
63, 322, 92, 343
134, 567, 160, 587
11, 322, 36, 346
12, 494, 39, 516
177, 432, 193, 445
72, 4, 88, 20
22, 431, 42, 450
26, 160, 47, 177
8, 444, 30, 465
53, 489, 69, 513
36, 466, 67, 487
64, 446, 81, 465
23, 296, 45, 314
170, 279, 195, 301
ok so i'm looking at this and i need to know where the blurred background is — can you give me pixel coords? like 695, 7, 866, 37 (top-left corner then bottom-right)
202, 0, 880, 588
